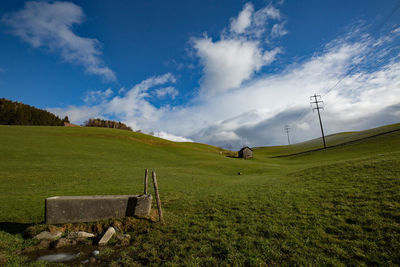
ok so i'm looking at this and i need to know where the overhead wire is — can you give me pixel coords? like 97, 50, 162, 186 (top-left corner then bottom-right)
289, 1, 400, 128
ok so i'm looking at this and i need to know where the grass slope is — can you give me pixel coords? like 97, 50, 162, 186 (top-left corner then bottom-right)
0, 124, 400, 266
254, 123, 400, 157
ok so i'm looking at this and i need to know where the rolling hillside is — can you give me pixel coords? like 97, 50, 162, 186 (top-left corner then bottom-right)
254, 122, 400, 157
0, 124, 399, 266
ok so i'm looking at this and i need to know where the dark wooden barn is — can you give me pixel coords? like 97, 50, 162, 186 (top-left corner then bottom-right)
238, 146, 253, 159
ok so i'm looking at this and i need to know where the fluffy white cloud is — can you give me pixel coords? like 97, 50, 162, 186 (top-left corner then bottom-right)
154, 86, 179, 99
49, 73, 195, 143
153, 131, 193, 142
193, 3, 285, 96
83, 88, 113, 104
257, 4, 281, 21
2, 1, 115, 81
194, 37, 280, 95
230, 3, 253, 34
49, 105, 101, 124
52, 73, 174, 124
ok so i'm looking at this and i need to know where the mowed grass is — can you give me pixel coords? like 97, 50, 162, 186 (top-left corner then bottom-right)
0, 124, 400, 266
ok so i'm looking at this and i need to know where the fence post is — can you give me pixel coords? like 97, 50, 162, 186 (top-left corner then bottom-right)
152, 171, 164, 224
144, 168, 148, 195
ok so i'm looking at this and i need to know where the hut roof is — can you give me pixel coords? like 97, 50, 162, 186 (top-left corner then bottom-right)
239, 146, 253, 152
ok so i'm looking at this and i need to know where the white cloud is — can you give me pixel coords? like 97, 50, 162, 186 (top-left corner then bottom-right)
48, 105, 101, 124
83, 88, 113, 104
254, 4, 281, 25
118, 87, 126, 94
194, 37, 281, 95
392, 27, 400, 34
230, 3, 254, 34
154, 86, 179, 99
50, 73, 176, 131
271, 22, 288, 38
2, 1, 115, 81
153, 131, 193, 142
193, 3, 285, 96
49, 72, 192, 143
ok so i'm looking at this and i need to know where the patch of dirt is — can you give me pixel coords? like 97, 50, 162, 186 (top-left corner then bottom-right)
0, 252, 6, 265
64, 122, 80, 127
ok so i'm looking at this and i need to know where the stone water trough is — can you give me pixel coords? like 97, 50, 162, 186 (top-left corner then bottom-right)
45, 194, 152, 224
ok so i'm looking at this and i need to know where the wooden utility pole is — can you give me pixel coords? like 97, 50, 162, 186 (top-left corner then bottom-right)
144, 168, 148, 195
310, 93, 327, 149
152, 171, 164, 224
284, 125, 290, 145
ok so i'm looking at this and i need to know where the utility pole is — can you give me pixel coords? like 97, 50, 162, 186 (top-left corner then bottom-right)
284, 125, 290, 145
310, 93, 327, 149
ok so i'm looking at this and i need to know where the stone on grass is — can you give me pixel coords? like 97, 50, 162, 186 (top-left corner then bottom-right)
34, 231, 62, 240
67, 231, 95, 239
77, 231, 95, 238
98, 227, 116, 246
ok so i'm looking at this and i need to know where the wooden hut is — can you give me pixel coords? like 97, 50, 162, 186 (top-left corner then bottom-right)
238, 146, 253, 159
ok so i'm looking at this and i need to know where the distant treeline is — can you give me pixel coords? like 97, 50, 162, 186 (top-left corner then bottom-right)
84, 118, 132, 131
0, 98, 68, 126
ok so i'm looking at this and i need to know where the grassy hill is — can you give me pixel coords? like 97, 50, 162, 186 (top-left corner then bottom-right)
254, 122, 400, 157
0, 124, 399, 266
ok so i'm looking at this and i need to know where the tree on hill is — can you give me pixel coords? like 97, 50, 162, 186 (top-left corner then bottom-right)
0, 98, 65, 126
83, 118, 132, 131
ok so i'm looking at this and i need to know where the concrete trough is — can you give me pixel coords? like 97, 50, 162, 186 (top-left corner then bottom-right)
45, 194, 152, 224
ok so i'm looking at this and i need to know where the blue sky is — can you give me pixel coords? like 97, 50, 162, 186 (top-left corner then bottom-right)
1, 0, 400, 148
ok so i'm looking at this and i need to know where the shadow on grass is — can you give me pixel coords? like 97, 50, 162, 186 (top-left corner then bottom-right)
0, 222, 34, 235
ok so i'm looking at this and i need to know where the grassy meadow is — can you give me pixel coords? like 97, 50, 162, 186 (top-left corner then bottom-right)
0, 124, 400, 266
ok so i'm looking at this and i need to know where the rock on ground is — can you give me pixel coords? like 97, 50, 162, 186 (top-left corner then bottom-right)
67, 231, 95, 239
34, 231, 62, 240
98, 227, 116, 246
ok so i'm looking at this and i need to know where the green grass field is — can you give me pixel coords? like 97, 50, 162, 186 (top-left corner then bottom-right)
0, 124, 400, 266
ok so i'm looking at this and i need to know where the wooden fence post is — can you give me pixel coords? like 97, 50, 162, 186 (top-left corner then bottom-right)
144, 168, 148, 195
152, 171, 164, 224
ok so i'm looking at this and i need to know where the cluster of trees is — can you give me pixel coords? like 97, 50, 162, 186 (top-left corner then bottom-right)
84, 118, 132, 131
0, 98, 68, 126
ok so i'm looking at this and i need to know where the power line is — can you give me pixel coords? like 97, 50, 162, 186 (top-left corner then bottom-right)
310, 93, 327, 149
290, 2, 400, 127
324, 42, 400, 110
325, 1, 400, 95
